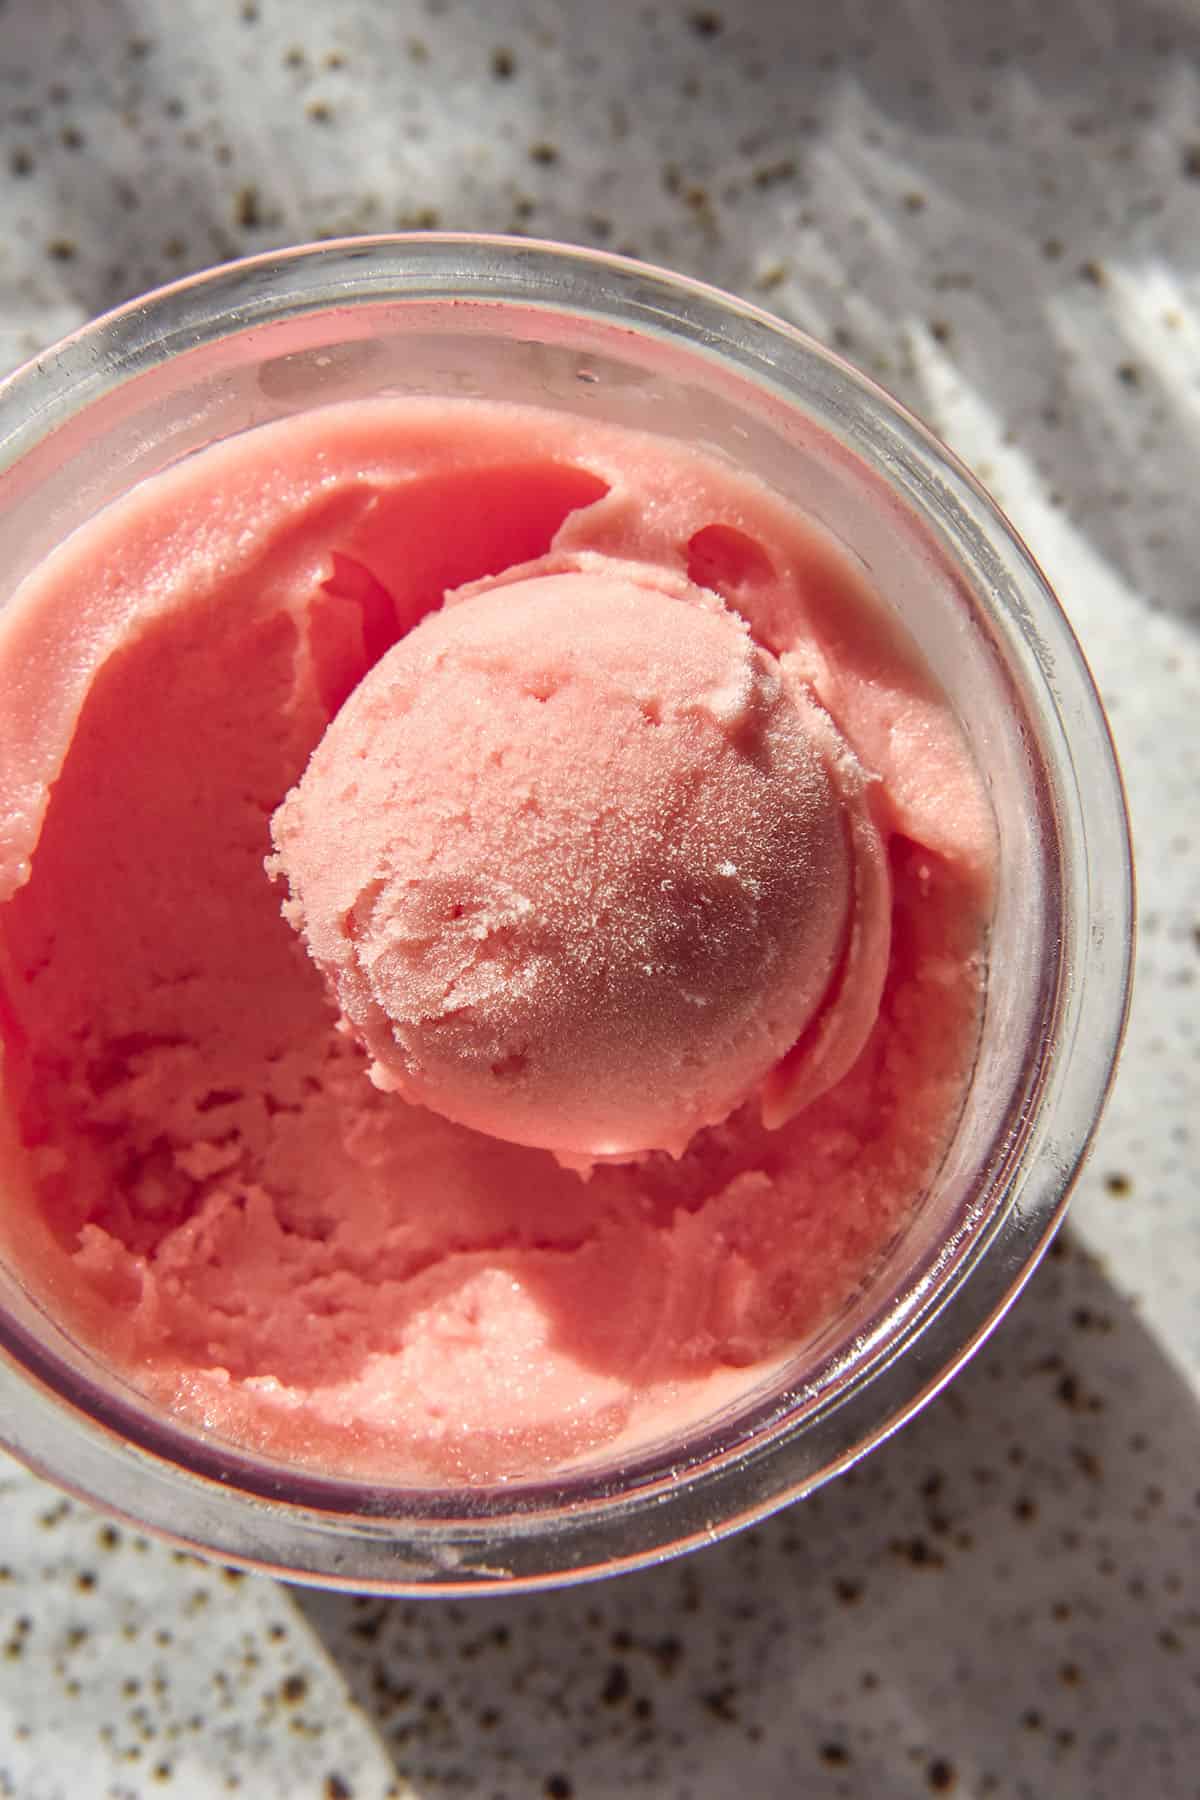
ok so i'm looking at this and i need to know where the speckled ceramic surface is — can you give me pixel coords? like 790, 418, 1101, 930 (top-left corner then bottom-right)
0, 1, 1196, 1795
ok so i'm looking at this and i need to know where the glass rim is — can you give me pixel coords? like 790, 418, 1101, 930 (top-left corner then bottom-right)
0, 235, 1134, 1592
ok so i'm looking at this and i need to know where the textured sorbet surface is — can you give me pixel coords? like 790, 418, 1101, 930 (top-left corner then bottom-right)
0, 399, 994, 1483
271, 564, 873, 1163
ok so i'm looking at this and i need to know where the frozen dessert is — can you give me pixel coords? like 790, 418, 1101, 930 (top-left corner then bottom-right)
0, 397, 995, 1483
270, 561, 886, 1161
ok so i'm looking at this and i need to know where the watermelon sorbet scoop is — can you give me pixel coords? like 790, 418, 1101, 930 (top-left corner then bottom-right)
270, 559, 888, 1163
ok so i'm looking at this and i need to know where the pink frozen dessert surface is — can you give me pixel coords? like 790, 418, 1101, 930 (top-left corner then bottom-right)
0, 399, 995, 1483
270, 561, 886, 1161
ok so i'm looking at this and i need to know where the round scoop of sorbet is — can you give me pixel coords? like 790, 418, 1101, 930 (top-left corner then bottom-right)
271, 563, 855, 1158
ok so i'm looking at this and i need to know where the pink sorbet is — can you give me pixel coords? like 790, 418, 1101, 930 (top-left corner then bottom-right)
270, 561, 886, 1161
0, 398, 995, 1483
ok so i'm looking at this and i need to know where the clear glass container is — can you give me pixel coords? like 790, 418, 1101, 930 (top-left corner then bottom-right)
0, 237, 1132, 1592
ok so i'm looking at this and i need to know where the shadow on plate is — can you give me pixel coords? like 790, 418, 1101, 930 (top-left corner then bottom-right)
293, 1224, 1200, 1800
